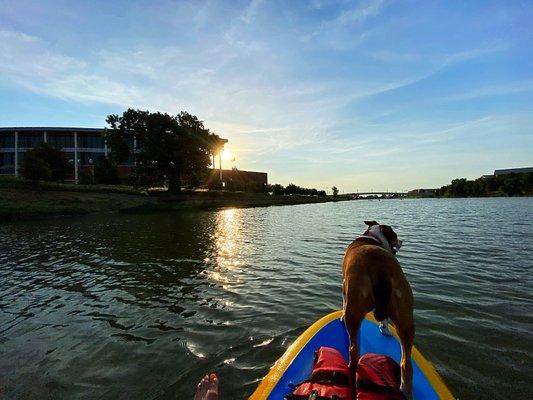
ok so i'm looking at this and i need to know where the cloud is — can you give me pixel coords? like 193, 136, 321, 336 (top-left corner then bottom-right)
337, 0, 386, 26
240, 0, 264, 24
441, 81, 533, 102
0, 0, 530, 192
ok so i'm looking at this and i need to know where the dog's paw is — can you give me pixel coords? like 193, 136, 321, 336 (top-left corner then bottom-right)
379, 322, 392, 337
399, 382, 411, 399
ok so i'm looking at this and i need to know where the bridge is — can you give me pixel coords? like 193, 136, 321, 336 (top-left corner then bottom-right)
345, 191, 407, 197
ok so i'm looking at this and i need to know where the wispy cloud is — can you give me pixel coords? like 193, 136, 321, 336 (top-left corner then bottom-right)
337, 0, 386, 26
240, 0, 264, 24
441, 80, 533, 102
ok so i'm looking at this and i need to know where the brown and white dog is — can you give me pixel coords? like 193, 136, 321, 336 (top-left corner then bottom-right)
342, 221, 414, 398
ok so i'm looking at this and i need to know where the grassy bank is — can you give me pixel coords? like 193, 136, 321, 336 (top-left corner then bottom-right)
0, 177, 346, 222
120, 190, 343, 214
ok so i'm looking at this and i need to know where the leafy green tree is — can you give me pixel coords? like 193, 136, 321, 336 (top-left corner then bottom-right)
22, 151, 52, 182
103, 109, 222, 193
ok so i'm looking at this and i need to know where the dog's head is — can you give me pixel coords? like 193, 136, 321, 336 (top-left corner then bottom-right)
363, 220, 402, 254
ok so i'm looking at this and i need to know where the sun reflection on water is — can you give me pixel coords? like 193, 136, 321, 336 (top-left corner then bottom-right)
206, 208, 245, 288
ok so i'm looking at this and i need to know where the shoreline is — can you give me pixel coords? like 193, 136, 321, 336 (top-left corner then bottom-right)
0, 179, 349, 222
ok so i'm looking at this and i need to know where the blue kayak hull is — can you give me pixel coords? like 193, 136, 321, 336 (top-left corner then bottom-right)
251, 311, 453, 400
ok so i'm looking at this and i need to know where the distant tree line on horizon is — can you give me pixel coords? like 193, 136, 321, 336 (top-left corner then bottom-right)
436, 173, 533, 197
267, 183, 327, 197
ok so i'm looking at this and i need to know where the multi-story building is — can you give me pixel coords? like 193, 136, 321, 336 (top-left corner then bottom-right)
0, 127, 267, 188
0, 127, 136, 182
494, 167, 533, 176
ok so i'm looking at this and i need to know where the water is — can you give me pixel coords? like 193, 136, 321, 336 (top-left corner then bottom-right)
0, 198, 532, 399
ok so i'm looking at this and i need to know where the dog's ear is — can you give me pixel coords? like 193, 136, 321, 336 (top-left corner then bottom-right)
364, 220, 379, 227
380, 225, 397, 242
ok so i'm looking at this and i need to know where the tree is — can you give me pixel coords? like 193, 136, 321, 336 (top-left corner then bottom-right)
28, 143, 69, 181
103, 109, 222, 193
94, 156, 120, 184
501, 174, 522, 196
332, 186, 339, 198
269, 184, 285, 195
285, 183, 299, 195
449, 178, 468, 197
22, 151, 52, 182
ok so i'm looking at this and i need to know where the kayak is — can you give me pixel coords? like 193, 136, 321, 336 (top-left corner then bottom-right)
250, 310, 454, 400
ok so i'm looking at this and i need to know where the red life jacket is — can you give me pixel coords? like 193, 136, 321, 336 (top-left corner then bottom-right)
286, 347, 353, 400
356, 353, 405, 400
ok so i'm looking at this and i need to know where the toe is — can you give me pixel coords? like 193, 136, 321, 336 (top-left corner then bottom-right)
194, 375, 209, 400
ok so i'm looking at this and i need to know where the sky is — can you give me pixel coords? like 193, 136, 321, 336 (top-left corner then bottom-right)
1, 0, 532, 192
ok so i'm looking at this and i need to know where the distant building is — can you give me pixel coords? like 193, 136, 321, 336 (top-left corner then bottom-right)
220, 168, 268, 189
407, 188, 436, 198
494, 167, 533, 176
0, 127, 121, 182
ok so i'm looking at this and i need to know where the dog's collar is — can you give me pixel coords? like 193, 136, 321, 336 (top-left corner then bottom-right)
358, 227, 391, 250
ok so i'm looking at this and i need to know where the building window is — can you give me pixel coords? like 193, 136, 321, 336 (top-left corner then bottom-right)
17, 152, 25, 169
78, 135, 104, 149
0, 152, 15, 167
18, 134, 43, 148
48, 134, 74, 148
0, 135, 15, 148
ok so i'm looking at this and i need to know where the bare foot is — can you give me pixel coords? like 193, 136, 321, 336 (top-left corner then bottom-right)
194, 373, 219, 400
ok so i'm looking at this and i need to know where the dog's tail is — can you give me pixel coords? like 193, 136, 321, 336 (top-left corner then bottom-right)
372, 278, 391, 322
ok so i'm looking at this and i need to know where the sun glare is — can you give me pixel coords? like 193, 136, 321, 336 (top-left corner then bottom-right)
221, 149, 233, 161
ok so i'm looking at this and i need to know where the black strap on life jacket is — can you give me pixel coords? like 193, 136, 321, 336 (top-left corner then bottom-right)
285, 392, 344, 400
310, 371, 350, 386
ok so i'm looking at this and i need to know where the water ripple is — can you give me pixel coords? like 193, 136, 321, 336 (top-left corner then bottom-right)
0, 198, 531, 399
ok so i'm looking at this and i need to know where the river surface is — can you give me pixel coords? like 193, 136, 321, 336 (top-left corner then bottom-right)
0, 198, 532, 399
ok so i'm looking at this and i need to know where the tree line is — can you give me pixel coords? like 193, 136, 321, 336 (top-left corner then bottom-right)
436, 173, 533, 197
267, 183, 327, 197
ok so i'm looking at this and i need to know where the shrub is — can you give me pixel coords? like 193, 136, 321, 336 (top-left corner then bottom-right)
31, 143, 70, 181
94, 156, 120, 185
79, 168, 95, 185
21, 152, 52, 182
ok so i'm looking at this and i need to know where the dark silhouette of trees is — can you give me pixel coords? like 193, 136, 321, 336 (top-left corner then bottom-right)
267, 183, 327, 197
103, 109, 222, 193
436, 173, 533, 197
22, 151, 52, 182
21, 143, 69, 182
94, 156, 120, 185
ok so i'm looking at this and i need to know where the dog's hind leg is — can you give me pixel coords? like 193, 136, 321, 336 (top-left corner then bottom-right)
390, 295, 414, 399
343, 281, 368, 375
397, 318, 414, 398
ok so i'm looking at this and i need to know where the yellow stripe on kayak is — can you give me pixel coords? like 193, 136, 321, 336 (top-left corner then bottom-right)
249, 310, 454, 400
